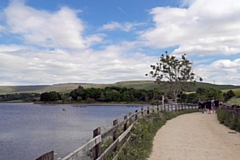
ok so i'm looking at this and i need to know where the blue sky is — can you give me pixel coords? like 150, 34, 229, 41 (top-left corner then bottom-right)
0, 0, 240, 85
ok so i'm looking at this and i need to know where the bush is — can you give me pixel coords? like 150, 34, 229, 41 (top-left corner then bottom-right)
217, 106, 240, 132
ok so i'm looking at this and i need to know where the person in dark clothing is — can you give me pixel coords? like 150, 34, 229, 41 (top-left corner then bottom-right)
213, 99, 220, 113
205, 100, 212, 114
200, 100, 206, 113
197, 98, 202, 112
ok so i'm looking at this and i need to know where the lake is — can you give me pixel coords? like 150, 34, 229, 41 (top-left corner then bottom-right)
0, 103, 147, 160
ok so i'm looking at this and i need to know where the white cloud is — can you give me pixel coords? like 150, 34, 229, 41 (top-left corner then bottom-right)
101, 21, 143, 32
194, 58, 240, 85
212, 59, 240, 70
4, 2, 102, 49
0, 42, 154, 85
0, 25, 5, 32
140, 0, 240, 56
1, 0, 240, 86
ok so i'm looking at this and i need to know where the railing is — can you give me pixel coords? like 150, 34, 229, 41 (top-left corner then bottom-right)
36, 151, 54, 160
37, 103, 198, 160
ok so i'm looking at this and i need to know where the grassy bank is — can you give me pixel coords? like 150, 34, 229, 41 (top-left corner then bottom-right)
225, 97, 240, 106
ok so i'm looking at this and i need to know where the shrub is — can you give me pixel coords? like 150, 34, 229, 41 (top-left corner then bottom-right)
217, 106, 240, 132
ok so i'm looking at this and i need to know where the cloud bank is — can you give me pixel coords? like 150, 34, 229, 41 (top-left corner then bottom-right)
0, 0, 239, 86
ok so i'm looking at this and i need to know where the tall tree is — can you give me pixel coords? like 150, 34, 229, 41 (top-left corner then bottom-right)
223, 89, 235, 102
146, 51, 202, 102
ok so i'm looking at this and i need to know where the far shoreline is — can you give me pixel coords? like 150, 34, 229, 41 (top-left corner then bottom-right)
34, 101, 153, 107
72, 103, 153, 107
0, 101, 155, 107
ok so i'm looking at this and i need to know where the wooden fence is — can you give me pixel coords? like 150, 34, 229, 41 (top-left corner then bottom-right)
36, 151, 54, 160
37, 103, 198, 160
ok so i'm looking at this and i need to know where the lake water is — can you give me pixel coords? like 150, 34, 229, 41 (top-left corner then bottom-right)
0, 103, 146, 160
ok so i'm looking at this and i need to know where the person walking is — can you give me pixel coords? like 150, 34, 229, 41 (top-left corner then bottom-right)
197, 98, 202, 112
205, 99, 212, 114
200, 100, 206, 113
211, 97, 215, 114
214, 98, 220, 113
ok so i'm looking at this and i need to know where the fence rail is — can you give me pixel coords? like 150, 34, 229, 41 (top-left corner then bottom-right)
37, 103, 198, 160
36, 151, 54, 160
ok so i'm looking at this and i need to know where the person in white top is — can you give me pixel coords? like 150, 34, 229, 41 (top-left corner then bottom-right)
211, 97, 215, 114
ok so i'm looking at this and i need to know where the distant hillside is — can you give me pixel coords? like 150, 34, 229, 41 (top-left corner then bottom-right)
0, 81, 239, 95
184, 82, 240, 91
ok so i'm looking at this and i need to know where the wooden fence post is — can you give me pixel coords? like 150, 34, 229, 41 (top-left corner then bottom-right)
135, 110, 138, 121
113, 119, 118, 152
124, 115, 128, 131
93, 127, 101, 160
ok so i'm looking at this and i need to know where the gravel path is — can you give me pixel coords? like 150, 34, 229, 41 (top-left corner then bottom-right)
148, 112, 240, 160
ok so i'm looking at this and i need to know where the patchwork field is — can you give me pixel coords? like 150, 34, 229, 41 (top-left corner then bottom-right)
0, 81, 239, 95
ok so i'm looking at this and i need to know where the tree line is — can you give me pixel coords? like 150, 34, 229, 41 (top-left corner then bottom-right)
180, 87, 235, 103
40, 86, 163, 104
0, 93, 40, 102
0, 86, 235, 104
38, 85, 236, 104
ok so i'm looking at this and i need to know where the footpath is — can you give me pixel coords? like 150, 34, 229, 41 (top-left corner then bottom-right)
148, 112, 240, 160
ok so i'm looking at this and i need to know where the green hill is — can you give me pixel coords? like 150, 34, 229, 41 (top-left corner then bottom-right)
0, 81, 239, 95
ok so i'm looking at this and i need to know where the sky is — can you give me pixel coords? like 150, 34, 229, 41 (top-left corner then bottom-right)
0, 0, 240, 86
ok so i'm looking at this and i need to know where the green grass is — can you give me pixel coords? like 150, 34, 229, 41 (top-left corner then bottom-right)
225, 97, 240, 106
222, 88, 240, 97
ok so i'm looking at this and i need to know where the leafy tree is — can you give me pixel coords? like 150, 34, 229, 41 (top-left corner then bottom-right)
196, 87, 223, 101
60, 93, 69, 103
196, 87, 207, 95
85, 88, 101, 100
40, 92, 50, 101
0, 93, 40, 102
122, 91, 134, 102
98, 92, 105, 101
205, 87, 223, 100
186, 93, 198, 103
146, 51, 202, 102
49, 91, 60, 101
69, 89, 78, 100
223, 90, 235, 102
178, 92, 188, 103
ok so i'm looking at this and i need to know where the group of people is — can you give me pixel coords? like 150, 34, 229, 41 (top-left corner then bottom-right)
197, 97, 222, 114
